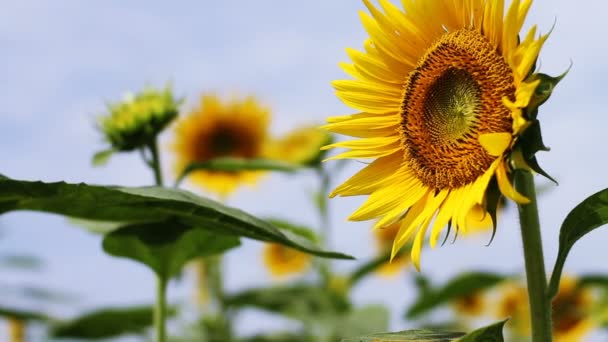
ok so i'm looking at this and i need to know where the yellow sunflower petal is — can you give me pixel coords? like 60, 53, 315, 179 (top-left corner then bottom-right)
496, 162, 530, 204
479, 133, 513, 156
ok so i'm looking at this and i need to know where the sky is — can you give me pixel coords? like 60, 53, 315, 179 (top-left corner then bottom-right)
1, 0, 608, 340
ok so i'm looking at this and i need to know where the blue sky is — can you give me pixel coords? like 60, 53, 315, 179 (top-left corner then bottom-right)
2, 0, 608, 340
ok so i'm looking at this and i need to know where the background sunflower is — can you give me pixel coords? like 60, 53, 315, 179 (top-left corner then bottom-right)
172, 95, 271, 197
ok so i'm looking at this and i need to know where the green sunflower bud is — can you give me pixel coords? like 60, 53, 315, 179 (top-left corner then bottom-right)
97, 86, 181, 153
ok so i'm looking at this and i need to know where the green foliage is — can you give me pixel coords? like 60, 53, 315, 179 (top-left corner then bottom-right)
103, 221, 240, 278
341, 329, 465, 342
265, 218, 319, 243
457, 320, 507, 342
0, 306, 49, 321
51, 305, 175, 339
0, 254, 42, 270
238, 332, 308, 342
348, 251, 392, 287
405, 272, 507, 319
339, 321, 505, 342
175, 157, 301, 186
548, 188, 608, 298
332, 305, 389, 340
91, 149, 115, 167
224, 284, 350, 321
0, 176, 353, 259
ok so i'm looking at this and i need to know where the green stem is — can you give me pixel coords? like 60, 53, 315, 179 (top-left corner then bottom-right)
316, 167, 331, 246
514, 170, 552, 342
149, 139, 163, 186
315, 167, 332, 284
154, 275, 168, 342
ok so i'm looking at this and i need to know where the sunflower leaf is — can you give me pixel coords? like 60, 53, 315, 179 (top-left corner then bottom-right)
458, 320, 507, 342
102, 221, 240, 278
175, 157, 301, 186
341, 329, 464, 342
0, 306, 50, 321
405, 272, 507, 319
91, 149, 116, 167
224, 284, 350, 321
333, 305, 390, 340
0, 176, 353, 259
51, 305, 176, 339
265, 218, 319, 243
0, 254, 43, 270
548, 188, 608, 299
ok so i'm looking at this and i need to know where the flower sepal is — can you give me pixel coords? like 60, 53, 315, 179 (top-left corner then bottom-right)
524, 67, 570, 120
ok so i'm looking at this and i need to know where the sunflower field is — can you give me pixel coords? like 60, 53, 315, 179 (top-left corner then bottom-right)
2, 1, 608, 341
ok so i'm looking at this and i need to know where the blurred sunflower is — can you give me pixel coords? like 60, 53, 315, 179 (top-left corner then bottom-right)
452, 291, 486, 317
552, 277, 594, 342
496, 277, 595, 341
8, 318, 25, 342
495, 283, 531, 336
324, 0, 550, 269
173, 95, 270, 197
266, 126, 332, 166
262, 243, 311, 278
373, 222, 410, 277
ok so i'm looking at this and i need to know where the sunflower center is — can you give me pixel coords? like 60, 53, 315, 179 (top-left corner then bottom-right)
423, 68, 481, 142
194, 123, 259, 161
400, 29, 515, 189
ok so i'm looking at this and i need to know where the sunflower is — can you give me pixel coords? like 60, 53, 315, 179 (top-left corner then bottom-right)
262, 243, 311, 278
373, 222, 410, 277
324, 0, 550, 269
495, 277, 595, 341
173, 95, 270, 197
452, 291, 486, 317
495, 283, 531, 336
265, 126, 333, 166
552, 277, 594, 342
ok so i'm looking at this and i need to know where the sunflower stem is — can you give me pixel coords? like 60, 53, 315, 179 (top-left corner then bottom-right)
154, 274, 168, 342
149, 139, 164, 186
315, 166, 332, 284
147, 139, 168, 342
514, 170, 552, 342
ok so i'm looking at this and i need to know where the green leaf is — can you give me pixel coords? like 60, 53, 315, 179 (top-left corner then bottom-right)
224, 284, 349, 321
333, 305, 389, 339
548, 188, 608, 298
579, 274, 608, 288
348, 251, 391, 287
265, 218, 319, 243
458, 320, 507, 342
102, 221, 240, 278
239, 332, 307, 342
341, 329, 464, 342
51, 305, 174, 339
175, 157, 300, 186
406, 272, 507, 319
68, 217, 132, 235
91, 149, 115, 167
0, 306, 49, 321
0, 176, 353, 259
18, 286, 76, 303
0, 254, 43, 270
